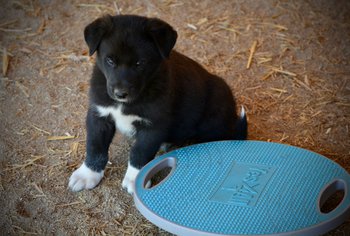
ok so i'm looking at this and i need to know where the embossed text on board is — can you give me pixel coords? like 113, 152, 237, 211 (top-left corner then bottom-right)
210, 163, 275, 207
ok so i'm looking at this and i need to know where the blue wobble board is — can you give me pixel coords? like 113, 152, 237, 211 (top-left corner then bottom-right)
134, 141, 350, 236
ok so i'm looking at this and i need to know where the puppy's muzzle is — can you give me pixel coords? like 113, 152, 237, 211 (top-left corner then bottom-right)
114, 88, 129, 100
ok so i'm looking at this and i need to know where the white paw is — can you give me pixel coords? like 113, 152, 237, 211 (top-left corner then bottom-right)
122, 163, 152, 194
122, 163, 140, 194
159, 143, 171, 152
122, 164, 152, 194
68, 163, 104, 192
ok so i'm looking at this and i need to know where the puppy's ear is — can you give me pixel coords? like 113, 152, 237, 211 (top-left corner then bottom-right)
84, 15, 113, 56
147, 18, 177, 59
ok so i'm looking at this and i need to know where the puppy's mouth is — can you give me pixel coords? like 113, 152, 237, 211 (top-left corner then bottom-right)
107, 87, 137, 103
114, 96, 129, 103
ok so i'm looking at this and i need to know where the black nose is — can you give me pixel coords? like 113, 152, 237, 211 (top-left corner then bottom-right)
114, 89, 128, 99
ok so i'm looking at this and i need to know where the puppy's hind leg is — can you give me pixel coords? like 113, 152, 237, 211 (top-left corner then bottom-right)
233, 106, 248, 140
69, 108, 116, 192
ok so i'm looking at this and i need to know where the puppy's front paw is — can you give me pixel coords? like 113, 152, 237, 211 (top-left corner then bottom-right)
68, 163, 104, 192
122, 164, 139, 194
122, 164, 151, 194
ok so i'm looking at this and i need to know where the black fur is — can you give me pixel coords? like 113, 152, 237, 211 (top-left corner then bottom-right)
83, 15, 247, 173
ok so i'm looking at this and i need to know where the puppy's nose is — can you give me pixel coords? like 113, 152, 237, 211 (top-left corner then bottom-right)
114, 89, 128, 99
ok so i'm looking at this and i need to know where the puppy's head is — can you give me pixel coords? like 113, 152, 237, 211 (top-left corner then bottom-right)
84, 15, 177, 103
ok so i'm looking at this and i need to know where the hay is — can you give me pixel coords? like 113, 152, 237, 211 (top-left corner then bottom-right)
15, 81, 29, 98
0, 27, 32, 32
187, 23, 197, 30
246, 40, 258, 69
55, 201, 84, 207
113, 1, 121, 15
12, 226, 38, 235
36, 19, 46, 34
6, 155, 45, 171
261, 70, 274, 80
272, 68, 297, 77
2, 48, 9, 76
0, 19, 18, 27
30, 124, 51, 135
259, 22, 288, 31
47, 136, 76, 141
1, 0, 349, 235
31, 183, 46, 198
76, 3, 114, 12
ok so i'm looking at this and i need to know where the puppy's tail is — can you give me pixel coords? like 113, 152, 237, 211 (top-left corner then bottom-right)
233, 106, 248, 140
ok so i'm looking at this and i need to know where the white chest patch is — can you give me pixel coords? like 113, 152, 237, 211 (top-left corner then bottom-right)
95, 105, 149, 137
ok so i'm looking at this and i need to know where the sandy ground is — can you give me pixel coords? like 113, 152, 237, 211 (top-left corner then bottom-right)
0, 0, 349, 235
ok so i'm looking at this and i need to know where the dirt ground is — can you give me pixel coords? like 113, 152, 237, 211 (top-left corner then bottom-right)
0, 0, 349, 235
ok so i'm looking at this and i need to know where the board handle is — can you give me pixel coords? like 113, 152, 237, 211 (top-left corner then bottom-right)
318, 179, 349, 215
135, 156, 177, 192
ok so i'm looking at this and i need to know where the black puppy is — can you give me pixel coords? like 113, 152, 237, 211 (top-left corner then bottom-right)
69, 15, 247, 194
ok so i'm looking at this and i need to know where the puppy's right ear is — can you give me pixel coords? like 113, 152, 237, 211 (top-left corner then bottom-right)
84, 15, 113, 56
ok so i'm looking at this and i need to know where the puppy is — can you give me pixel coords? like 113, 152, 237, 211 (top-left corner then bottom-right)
69, 14, 247, 194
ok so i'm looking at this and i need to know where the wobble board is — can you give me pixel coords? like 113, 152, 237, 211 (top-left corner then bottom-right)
134, 141, 350, 235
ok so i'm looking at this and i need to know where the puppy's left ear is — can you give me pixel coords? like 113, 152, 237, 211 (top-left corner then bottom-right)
84, 15, 114, 56
147, 18, 177, 59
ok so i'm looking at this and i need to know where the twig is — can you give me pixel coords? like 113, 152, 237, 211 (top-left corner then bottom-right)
47, 135, 75, 141
31, 124, 51, 135
246, 40, 258, 69
57, 54, 90, 62
31, 183, 46, 198
272, 68, 297, 77
6, 155, 44, 170
77, 3, 106, 8
2, 48, 9, 76
0, 27, 32, 32
15, 81, 29, 98
36, 19, 46, 34
12, 225, 38, 235
270, 88, 288, 93
56, 201, 83, 207
282, 94, 294, 103
245, 85, 262, 91
218, 25, 241, 35
259, 22, 288, 31
0, 19, 18, 27
113, 1, 121, 15
292, 77, 312, 91
187, 23, 197, 30
261, 70, 274, 80
0, 48, 13, 57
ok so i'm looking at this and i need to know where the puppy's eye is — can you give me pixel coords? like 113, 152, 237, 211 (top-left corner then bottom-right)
106, 57, 116, 67
135, 59, 145, 68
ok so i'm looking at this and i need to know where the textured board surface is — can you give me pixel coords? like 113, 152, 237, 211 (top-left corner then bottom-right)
134, 141, 350, 235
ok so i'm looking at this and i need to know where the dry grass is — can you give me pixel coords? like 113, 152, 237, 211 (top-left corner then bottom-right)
246, 40, 258, 69
0, 0, 349, 235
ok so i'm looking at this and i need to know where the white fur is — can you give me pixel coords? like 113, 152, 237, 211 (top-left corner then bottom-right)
122, 163, 140, 194
159, 143, 171, 152
69, 162, 104, 192
122, 163, 151, 194
240, 105, 246, 118
95, 105, 149, 137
